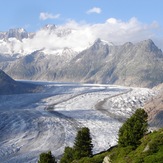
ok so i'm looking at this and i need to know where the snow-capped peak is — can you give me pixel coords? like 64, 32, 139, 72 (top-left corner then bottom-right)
92, 38, 114, 47
0, 26, 114, 58
41, 24, 56, 31
6, 28, 28, 41
101, 39, 114, 46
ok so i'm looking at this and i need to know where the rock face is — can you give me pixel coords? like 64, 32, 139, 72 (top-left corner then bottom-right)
0, 69, 41, 95
144, 86, 163, 129
0, 28, 28, 41
103, 156, 111, 163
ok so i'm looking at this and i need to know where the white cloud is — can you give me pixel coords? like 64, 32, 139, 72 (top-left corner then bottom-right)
22, 20, 95, 53
5, 17, 161, 56
40, 12, 60, 20
87, 7, 101, 14
90, 17, 160, 44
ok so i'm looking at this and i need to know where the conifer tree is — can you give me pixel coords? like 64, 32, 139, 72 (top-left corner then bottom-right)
38, 151, 57, 163
73, 127, 93, 160
60, 147, 74, 163
118, 108, 148, 148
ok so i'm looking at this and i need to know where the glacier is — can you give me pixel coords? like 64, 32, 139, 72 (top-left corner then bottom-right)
0, 81, 156, 162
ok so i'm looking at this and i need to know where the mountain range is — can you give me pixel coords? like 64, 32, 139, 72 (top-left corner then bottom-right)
0, 26, 163, 162
0, 26, 163, 88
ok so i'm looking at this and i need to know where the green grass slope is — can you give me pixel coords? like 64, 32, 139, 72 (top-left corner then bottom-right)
73, 128, 163, 163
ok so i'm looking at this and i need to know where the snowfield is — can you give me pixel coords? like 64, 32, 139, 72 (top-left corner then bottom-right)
0, 81, 156, 162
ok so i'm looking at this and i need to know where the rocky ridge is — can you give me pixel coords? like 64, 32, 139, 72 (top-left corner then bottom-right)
1, 39, 163, 88
0, 69, 41, 95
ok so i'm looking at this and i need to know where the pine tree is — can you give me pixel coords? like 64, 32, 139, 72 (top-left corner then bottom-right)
118, 108, 148, 148
38, 151, 57, 163
60, 147, 74, 163
73, 127, 93, 160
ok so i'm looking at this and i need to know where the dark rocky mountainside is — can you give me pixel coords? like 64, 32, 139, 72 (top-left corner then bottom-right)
0, 69, 41, 95
0, 39, 163, 88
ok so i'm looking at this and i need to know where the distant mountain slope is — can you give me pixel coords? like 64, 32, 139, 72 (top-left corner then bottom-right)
0, 37, 163, 88
0, 69, 41, 95
94, 39, 163, 87
54, 39, 163, 87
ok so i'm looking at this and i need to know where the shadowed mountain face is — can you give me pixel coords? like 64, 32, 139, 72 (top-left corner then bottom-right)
0, 70, 41, 95
0, 39, 163, 88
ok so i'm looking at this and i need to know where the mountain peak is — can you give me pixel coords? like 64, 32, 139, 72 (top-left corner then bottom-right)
94, 38, 102, 43
7, 28, 28, 41
93, 38, 114, 46
90, 38, 110, 50
139, 39, 155, 47
42, 24, 56, 31
123, 42, 133, 47
142, 39, 155, 46
0, 28, 28, 41
138, 39, 161, 53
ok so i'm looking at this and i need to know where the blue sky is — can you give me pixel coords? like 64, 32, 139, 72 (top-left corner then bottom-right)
0, 0, 163, 50
0, 0, 162, 32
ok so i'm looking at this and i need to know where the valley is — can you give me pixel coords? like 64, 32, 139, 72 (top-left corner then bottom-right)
0, 1, 163, 162
0, 81, 155, 163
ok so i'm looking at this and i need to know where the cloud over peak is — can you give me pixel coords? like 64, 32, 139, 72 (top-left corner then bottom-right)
2, 17, 161, 56
26, 17, 162, 53
40, 12, 60, 20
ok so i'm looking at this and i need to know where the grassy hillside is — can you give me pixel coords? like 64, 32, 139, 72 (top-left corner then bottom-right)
73, 128, 163, 163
